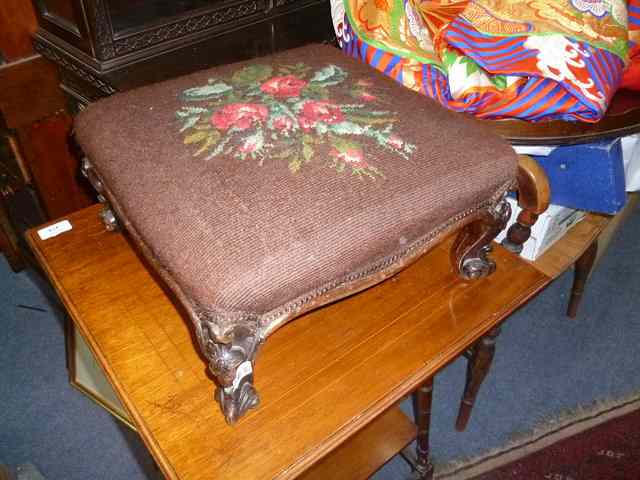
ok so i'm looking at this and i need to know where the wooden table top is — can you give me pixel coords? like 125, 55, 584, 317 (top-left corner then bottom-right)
27, 205, 550, 480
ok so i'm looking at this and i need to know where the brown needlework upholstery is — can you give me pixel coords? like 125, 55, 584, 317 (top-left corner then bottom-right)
75, 44, 517, 335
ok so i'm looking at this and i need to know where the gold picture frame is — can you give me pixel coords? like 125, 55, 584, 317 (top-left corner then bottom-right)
65, 317, 136, 430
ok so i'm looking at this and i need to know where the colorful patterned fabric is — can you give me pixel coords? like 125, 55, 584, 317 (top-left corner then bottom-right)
331, 0, 640, 122
623, 0, 640, 88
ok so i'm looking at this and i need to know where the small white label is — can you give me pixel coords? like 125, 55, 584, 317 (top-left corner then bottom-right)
231, 361, 253, 391
38, 220, 72, 240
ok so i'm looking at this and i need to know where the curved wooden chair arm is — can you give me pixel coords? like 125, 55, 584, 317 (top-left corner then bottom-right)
501, 155, 551, 254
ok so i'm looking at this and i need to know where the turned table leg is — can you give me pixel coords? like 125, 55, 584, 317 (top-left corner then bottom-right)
413, 378, 434, 480
455, 327, 501, 431
501, 155, 551, 255
567, 239, 598, 318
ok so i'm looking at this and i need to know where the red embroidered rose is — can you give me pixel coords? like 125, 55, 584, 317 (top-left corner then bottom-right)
211, 103, 268, 131
273, 115, 295, 133
330, 146, 367, 168
298, 101, 344, 131
387, 135, 403, 149
360, 91, 377, 102
260, 75, 308, 98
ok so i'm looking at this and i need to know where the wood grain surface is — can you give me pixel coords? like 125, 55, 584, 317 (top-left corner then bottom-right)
16, 112, 95, 218
0, 0, 38, 61
27, 205, 550, 480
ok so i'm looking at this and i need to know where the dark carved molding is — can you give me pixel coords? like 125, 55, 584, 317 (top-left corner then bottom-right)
111, 0, 267, 57
93, 0, 116, 60
34, 39, 116, 96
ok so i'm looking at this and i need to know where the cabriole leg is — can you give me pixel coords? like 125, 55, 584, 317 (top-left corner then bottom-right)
196, 321, 262, 424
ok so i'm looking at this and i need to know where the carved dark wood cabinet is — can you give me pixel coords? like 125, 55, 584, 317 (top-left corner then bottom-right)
32, 0, 333, 107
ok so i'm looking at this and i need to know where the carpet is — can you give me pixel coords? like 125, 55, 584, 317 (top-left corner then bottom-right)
472, 400, 640, 479
0, 204, 638, 480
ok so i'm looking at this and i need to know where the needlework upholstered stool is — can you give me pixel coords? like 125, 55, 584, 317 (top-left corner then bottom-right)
75, 44, 519, 424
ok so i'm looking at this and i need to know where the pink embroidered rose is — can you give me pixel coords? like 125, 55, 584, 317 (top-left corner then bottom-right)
260, 75, 308, 98
360, 91, 377, 102
211, 103, 268, 131
239, 139, 258, 153
387, 135, 403, 149
298, 101, 344, 131
238, 132, 264, 155
273, 115, 295, 133
330, 146, 367, 168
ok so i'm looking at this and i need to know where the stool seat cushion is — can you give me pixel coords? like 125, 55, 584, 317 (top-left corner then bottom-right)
75, 44, 517, 334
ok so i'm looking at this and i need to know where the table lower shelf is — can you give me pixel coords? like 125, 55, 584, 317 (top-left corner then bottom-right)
72, 320, 417, 479
301, 406, 416, 480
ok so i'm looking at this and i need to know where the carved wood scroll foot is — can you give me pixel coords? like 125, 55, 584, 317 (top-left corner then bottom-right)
196, 321, 262, 424
451, 197, 511, 280
81, 157, 120, 231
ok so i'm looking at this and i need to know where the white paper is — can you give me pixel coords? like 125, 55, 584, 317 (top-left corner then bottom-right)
37, 220, 72, 240
622, 134, 640, 192
512, 145, 558, 156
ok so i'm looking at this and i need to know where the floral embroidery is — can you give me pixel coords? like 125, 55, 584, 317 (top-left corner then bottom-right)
176, 63, 415, 179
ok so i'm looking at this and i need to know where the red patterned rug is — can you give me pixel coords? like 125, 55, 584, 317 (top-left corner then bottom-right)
471, 406, 640, 479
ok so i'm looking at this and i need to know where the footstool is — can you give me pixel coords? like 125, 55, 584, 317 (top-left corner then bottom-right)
75, 44, 518, 424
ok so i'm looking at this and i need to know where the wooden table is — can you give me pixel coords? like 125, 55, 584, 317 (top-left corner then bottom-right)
27, 205, 549, 479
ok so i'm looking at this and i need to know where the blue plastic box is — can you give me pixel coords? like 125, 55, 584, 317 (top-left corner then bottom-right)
530, 138, 626, 214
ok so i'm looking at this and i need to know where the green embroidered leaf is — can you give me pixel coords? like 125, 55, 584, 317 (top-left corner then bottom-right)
329, 121, 366, 136
302, 143, 314, 162
194, 131, 221, 156
193, 123, 213, 131
301, 84, 329, 99
184, 131, 209, 144
176, 106, 208, 118
309, 65, 347, 86
231, 64, 273, 85
272, 148, 294, 159
330, 136, 360, 152
278, 63, 311, 77
180, 115, 201, 132
288, 155, 302, 173
182, 83, 233, 101
347, 114, 397, 125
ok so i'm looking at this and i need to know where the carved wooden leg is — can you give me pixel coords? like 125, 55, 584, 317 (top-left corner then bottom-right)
451, 197, 511, 280
195, 320, 262, 424
413, 378, 434, 480
567, 239, 598, 319
455, 327, 500, 431
502, 155, 551, 254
